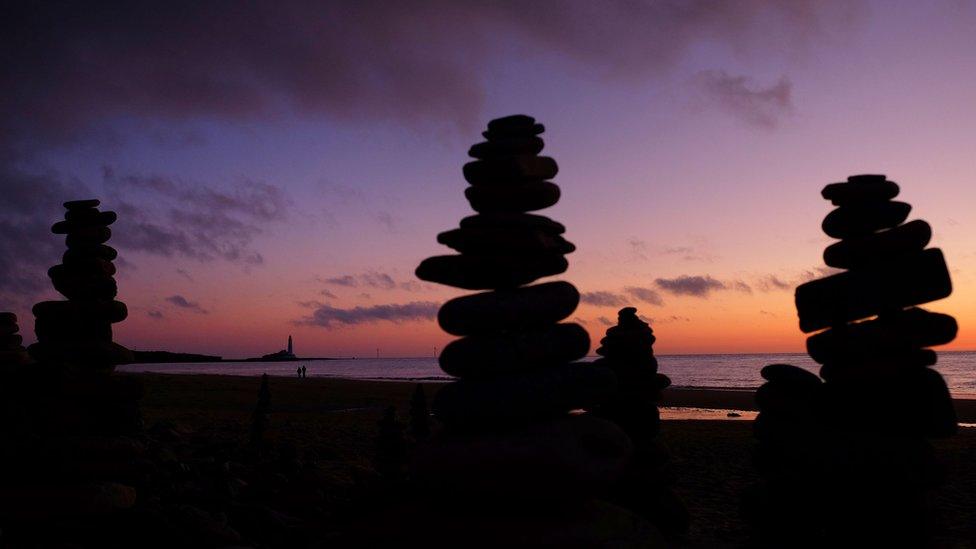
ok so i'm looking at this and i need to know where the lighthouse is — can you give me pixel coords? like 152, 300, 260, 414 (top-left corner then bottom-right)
287, 335, 293, 356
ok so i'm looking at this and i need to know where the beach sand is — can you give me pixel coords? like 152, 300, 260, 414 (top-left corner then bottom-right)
133, 373, 976, 545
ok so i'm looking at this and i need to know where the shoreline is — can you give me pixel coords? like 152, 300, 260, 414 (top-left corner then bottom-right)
122, 372, 976, 423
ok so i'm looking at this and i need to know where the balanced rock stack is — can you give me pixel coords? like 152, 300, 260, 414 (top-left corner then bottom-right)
754, 174, 957, 545
29, 199, 133, 372
0, 200, 143, 541
410, 116, 654, 546
0, 313, 31, 369
594, 307, 688, 536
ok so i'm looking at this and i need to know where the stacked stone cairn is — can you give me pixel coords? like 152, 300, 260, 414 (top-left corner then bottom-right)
593, 307, 688, 536
409, 115, 662, 546
0, 199, 143, 542
0, 313, 31, 369
754, 175, 957, 545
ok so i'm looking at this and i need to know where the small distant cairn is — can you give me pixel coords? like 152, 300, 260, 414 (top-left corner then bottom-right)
408, 384, 430, 441
410, 115, 657, 546
594, 307, 688, 536
0, 200, 142, 538
249, 373, 272, 449
755, 175, 957, 545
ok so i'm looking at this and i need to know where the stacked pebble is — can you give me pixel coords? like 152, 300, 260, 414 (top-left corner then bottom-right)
411, 116, 651, 546
754, 174, 957, 545
29, 199, 133, 371
594, 307, 688, 536
0, 313, 31, 368
0, 200, 144, 536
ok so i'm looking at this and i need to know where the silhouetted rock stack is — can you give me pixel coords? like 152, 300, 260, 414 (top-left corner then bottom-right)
753, 175, 957, 546
0, 313, 31, 369
0, 200, 143, 538
594, 307, 688, 536
409, 115, 654, 546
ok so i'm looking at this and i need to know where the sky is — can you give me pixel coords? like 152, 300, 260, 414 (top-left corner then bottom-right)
2, 1, 975, 358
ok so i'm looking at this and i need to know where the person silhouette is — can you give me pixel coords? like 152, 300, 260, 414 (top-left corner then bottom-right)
301, 365, 307, 378
296, 366, 302, 378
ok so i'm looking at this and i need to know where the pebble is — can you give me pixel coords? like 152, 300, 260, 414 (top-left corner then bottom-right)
439, 323, 590, 377
65, 226, 112, 247
437, 226, 575, 255
821, 177, 899, 205
482, 123, 545, 140
416, 253, 568, 290
460, 212, 565, 234
819, 349, 937, 382
486, 114, 537, 132
33, 300, 129, 324
806, 307, 957, 364
63, 199, 101, 210
464, 180, 560, 212
432, 362, 617, 428
795, 248, 952, 332
821, 201, 911, 239
438, 281, 580, 336
64, 244, 118, 263
823, 219, 931, 269
760, 363, 822, 387
468, 136, 545, 159
463, 156, 558, 185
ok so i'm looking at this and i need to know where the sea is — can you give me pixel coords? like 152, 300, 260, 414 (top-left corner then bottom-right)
120, 351, 976, 396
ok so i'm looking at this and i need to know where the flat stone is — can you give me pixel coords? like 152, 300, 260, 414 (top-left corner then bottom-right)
33, 300, 128, 323
819, 349, 936, 383
463, 156, 558, 185
65, 209, 117, 224
486, 114, 536, 132
439, 323, 590, 377
52, 212, 118, 233
795, 248, 952, 332
49, 257, 116, 278
823, 220, 931, 269
468, 136, 545, 159
63, 199, 101, 210
760, 364, 822, 387
432, 362, 616, 428
460, 212, 565, 234
438, 281, 580, 335
65, 226, 112, 247
821, 201, 911, 239
28, 340, 133, 367
437, 226, 575, 255
821, 177, 899, 206
0, 334, 23, 347
465, 180, 560, 212
482, 123, 545, 140
48, 268, 118, 300
34, 318, 113, 342
806, 307, 957, 364
416, 253, 568, 290
596, 334, 655, 359
413, 414, 631, 500
63, 244, 118, 263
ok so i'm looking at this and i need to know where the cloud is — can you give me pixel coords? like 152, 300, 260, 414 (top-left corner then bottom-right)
732, 280, 753, 294
573, 316, 588, 325
627, 238, 648, 261
147, 310, 164, 320
695, 70, 794, 129
320, 289, 338, 299
322, 271, 409, 290
623, 286, 664, 306
165, 295, 208, 314
655, 275, 727, 297
297, 301, 439, 328
580, 291, 628, 308
756, 274, 791, 291
598, 316, 614, 327
175, 268, 194, 282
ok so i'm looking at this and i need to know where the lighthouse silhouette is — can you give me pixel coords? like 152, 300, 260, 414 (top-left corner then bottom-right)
287, 335, 293, 356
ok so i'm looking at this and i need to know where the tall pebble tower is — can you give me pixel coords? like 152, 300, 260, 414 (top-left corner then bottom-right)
0, 200, 142, 539
594, 307, 688, 536
755, 175, 957, 545
0, 313, 31, 369
411, 116, 659, 546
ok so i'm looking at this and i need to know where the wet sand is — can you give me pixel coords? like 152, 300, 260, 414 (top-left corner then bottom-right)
131, 373, 976, 545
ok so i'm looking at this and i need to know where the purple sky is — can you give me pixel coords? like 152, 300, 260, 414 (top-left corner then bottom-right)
2, 1, 974, 357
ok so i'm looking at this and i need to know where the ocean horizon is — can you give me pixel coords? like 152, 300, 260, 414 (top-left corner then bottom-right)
120, 350, 976, 396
